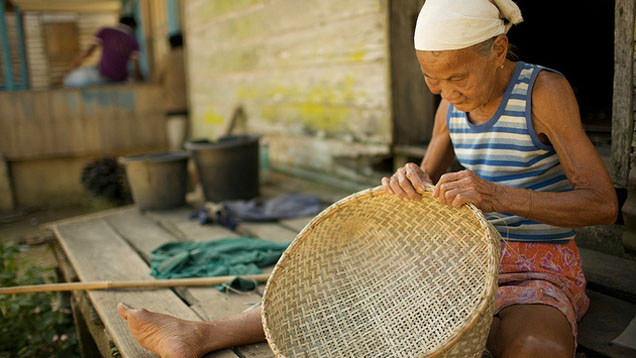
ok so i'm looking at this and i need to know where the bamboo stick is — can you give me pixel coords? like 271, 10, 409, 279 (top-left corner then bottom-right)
0, 273, 271, 295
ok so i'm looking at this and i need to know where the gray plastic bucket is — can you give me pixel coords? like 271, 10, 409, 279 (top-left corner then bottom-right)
119, 151, 190, 210
185, 135, 260, 202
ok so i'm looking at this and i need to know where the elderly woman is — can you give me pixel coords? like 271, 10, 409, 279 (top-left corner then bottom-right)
383, 0, 617, 357
118, 0, 617, 357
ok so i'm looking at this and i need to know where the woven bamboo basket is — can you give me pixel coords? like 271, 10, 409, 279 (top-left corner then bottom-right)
261, 186, 501, 358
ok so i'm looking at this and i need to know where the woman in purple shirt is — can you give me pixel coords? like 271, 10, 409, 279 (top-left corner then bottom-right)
64, 15, 141, 87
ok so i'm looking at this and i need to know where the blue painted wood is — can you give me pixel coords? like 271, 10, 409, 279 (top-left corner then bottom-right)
0, 0, 15, 90
14, 5, 28, 89
133, 1, 149, 79
166, 0, 181, 35
121, 0, 139, 15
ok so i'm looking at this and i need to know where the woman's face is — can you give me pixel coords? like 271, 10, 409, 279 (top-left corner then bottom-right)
416, 47, 498, 113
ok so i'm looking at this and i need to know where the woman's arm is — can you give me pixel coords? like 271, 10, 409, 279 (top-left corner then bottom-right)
434, 71, 618, 227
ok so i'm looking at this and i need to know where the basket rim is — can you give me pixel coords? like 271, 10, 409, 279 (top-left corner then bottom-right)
261, 186, 501, 358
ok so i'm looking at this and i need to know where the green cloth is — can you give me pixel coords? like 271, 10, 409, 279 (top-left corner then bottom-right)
149, 237, 289, 291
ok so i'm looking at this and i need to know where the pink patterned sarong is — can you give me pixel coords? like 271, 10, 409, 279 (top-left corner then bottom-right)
495, 240, 589, 348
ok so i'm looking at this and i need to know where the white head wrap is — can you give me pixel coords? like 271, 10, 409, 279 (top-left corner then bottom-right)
414, 0, 523, 51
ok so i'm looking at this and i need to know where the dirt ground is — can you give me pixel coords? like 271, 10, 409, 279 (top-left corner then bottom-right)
0, 207, 97, 268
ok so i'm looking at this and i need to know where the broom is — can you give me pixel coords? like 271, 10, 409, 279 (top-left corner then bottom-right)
0, 273, 271, 295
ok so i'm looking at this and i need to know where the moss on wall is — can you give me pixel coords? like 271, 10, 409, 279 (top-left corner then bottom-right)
184, 0, 392, 176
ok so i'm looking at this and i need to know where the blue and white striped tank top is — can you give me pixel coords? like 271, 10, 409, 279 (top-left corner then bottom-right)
447, 61, 574, 243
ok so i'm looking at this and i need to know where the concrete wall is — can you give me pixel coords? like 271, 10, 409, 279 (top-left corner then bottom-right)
182, 0, 392, 182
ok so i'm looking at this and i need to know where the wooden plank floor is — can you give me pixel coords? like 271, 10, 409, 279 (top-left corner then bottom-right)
53, 216, 203, 358
50, 171, 636, 358
50, 171, 357, 358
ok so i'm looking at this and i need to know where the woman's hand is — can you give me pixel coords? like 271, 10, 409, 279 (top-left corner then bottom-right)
381, 163, 433, 201
433, 169, 502, 212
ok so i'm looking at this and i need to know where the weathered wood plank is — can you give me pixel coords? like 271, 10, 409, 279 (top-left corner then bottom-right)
143, 208, 266, 315
236, 222, 297, 244
131, 86, 165, 150
188, 63, 390, 141
103, 207, 178, 261
53, 218, 202, 358
260, 170, 355, 204
52, 244, 103, 357
234, 343, 274, 358
13, 91, 49, 158
0, 156, 14, 213
0, 93, 17, 156
186, 0, 384, 43
189, 12, 386, 74
184, 0, 391, 178
203, 350, 244, 358
390, 0, 436, 146
43, 205, 136, 228
112, 88, 137, 150
0, 85, 167, 161
49, 90, 85, 155
102, 208, 246, 358
138, 209, 274, 357
79, 88, 104, 154
580, 247, 636, 303
145, 207, 240, 241
279, 216, 313, 233
611, 0, 635, 186
578, 290, 636, 358
93, 89, 118, 151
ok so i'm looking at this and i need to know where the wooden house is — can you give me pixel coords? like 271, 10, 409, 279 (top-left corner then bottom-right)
179, 0, 634, 251
0, 0, 634, 252
0, 0, 181, 210
180, 1, 624, 181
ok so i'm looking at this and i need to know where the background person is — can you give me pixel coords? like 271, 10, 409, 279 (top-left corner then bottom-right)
64, 15, 142, 87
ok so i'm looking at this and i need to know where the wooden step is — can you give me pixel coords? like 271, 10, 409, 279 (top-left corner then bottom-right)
578, 290, 636, 358
579, 248, 636, 303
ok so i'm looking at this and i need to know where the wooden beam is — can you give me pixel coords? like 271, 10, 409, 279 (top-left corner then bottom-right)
612, 0, 636, 186
12, 0, 120, 13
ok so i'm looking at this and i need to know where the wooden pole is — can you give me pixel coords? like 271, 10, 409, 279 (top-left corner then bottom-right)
0, 273, 271, 295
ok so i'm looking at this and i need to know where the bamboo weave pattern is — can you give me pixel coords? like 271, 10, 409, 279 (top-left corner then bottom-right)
262, 187, 501, 357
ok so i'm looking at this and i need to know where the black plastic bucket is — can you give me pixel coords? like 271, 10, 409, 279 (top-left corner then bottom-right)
185, 135, 260, 202
119, 151, 190, 210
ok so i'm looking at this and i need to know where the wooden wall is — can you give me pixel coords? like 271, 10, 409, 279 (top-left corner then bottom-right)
0, 14, 25, 87
0, 84, 166, 161
182, 0, 392, 181
389, 0, 436, 147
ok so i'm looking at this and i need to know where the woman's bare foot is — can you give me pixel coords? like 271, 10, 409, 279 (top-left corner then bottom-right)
117, 302, 213, 358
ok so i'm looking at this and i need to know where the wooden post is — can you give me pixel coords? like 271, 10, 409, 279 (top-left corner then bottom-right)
0, 0, 15, 90
623, 154, 636, 253
0, 155, 14, 213
611, 0, 636, 186
14, 5, 29, 89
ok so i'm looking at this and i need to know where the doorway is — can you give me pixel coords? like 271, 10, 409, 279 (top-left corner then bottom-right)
388, 0, 615, 168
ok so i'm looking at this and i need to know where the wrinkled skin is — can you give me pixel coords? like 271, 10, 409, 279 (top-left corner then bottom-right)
118, 302, 264, 358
